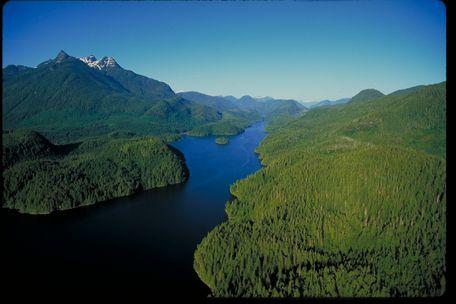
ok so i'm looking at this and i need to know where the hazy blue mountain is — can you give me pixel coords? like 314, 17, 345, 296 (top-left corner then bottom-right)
182, 92, 306, 120
177, 91, 239, 112
223, 95, 239, 103
236, 95, 260, 111
310, 98, 350, 109
254, 96, 275, 102
299, 101, 320, 107
332, 97, 351, 105
223, 95, 307, 118
310, 99, 332, 108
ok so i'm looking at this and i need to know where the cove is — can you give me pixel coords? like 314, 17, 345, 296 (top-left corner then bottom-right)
0, 121, 266, 297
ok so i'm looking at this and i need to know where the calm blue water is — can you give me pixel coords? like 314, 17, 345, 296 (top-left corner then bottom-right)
0, 122, 266, 297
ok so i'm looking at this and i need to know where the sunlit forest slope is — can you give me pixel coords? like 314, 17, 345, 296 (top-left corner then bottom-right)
194, 82, 446, 297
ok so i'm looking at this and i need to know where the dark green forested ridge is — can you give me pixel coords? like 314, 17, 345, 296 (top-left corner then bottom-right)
389, 85, 426, 97
2, 130, 188, 214
98, 56, 176, 100
3, 130, 59, 168
2, 51, 228, 142
2, 64, 34, 79
194, 82, 446, 297
349, 89, 385, 103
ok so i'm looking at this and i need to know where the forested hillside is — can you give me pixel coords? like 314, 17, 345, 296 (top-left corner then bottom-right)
178, 91, 260, 137
2, 51, 223, 143
194, 82, 446, 297
2, 130, 188, 214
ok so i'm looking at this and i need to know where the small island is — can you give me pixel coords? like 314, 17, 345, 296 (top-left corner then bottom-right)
215, 137, 229, 145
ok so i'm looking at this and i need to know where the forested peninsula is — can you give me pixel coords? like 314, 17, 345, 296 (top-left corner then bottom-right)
2, 130, 188, 214
194, 82, 446, 297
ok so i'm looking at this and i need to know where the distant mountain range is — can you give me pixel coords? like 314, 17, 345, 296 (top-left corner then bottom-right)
3, 50, 307, 142
301, 84, 425, 109
179, 91, 307, 118
177, 91, 240, 113
3, 50, 227, 142
303, 85, 430, 109
304, 89, 385, 109
175, 91, 307, 137
231, 95, 307, 117
5, 49, 423, 144
306, 98, 351, 109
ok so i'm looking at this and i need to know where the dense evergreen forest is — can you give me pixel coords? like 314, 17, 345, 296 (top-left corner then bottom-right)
2, 51, 240, 143
2, 130, 188, 214
194, 82, 446, 297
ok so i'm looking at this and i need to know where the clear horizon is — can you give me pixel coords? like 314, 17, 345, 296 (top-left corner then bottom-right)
3, 0, 446, 101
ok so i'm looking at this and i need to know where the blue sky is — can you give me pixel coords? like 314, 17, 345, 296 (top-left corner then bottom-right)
3, 0, 446, 101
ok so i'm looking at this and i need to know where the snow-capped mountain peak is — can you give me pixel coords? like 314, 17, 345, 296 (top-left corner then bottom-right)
78, 55, 120, 70
99, 56, 119, 68
79, 55, 97, 64
78, 55, 97, 67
